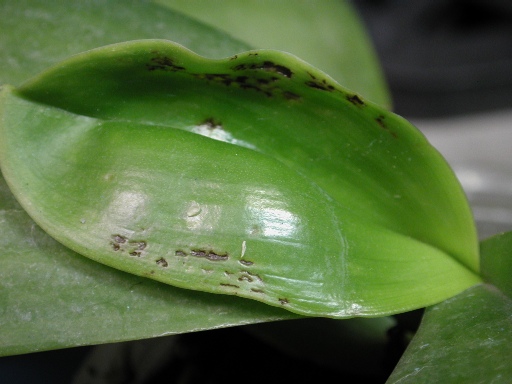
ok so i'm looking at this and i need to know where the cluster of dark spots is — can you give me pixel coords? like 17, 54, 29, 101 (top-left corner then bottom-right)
146, 54, 185, 72
278, 298, 290, 305
111, 235, 146, 256
229, 55, 238, 61
174, 249, 229, 261
238, 274, 253, 283
375, 115, 398, 138
193, 68, 300, 100
347, 94, 365, 107
220, 283, 240, 288
232, 61, 293, 78
261, 61, 293, 78
221, 268, 264, 291
305, 80, 335, 92
198, 73, 234, 86
248, 52, 259, 56
129, 241, 146, 257
156, 257, 168, 267
196, 72, 273, 97
237, 271, 263, 283
192, 250, 229, 261
256, 77, 275, 85
250, 288, 265, 294
130, 241, 147, 256
229, 74, 273, 96
239, 259, 254, 266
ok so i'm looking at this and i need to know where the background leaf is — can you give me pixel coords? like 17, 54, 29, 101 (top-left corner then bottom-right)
481, 231, 512, 297
156, 0, 391, 107
386, 284, 512, 383
0, 0, 251, 86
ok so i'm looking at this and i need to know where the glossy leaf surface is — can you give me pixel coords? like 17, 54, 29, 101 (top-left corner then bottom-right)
157, 0, 391, 107
386, 284, 512, 383
0, 3, 302, 357
0, 173, 298, 357
0, 40, 480, 318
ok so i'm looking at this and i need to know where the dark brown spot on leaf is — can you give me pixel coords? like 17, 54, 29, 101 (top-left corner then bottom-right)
238, 274, 254, 283
260, 61, 292, 78
347, 94, 365, 106
191, 249, 229, 261
305, 80, 333, 91
220, 283, 240, 288
146, 56, 185, 72
232, 61, 292, 78
243, 271, 263, 282
375, 115, 398, 138
112, 235, 127, 244
156, 257, 168, 267
130, 241, 147, 250
282, 91, 301, 100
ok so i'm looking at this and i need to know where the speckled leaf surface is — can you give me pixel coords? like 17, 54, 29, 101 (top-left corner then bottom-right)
0, 173, 298, 357
156, 0, 391, 108
0, 40, 480, 319
386, 284, 512, 384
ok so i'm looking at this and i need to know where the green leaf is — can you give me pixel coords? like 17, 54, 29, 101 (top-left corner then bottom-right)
386, 284, 512, 383
481, 231, 512, 298
156, 0, 391, 108
0, 0, 296, 357
0, 172, 298, 357
0, 0, 251, 86
0, 40, 480, 318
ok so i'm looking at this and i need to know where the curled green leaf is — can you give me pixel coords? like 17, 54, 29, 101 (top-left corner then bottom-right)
0, 40, 480, 318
